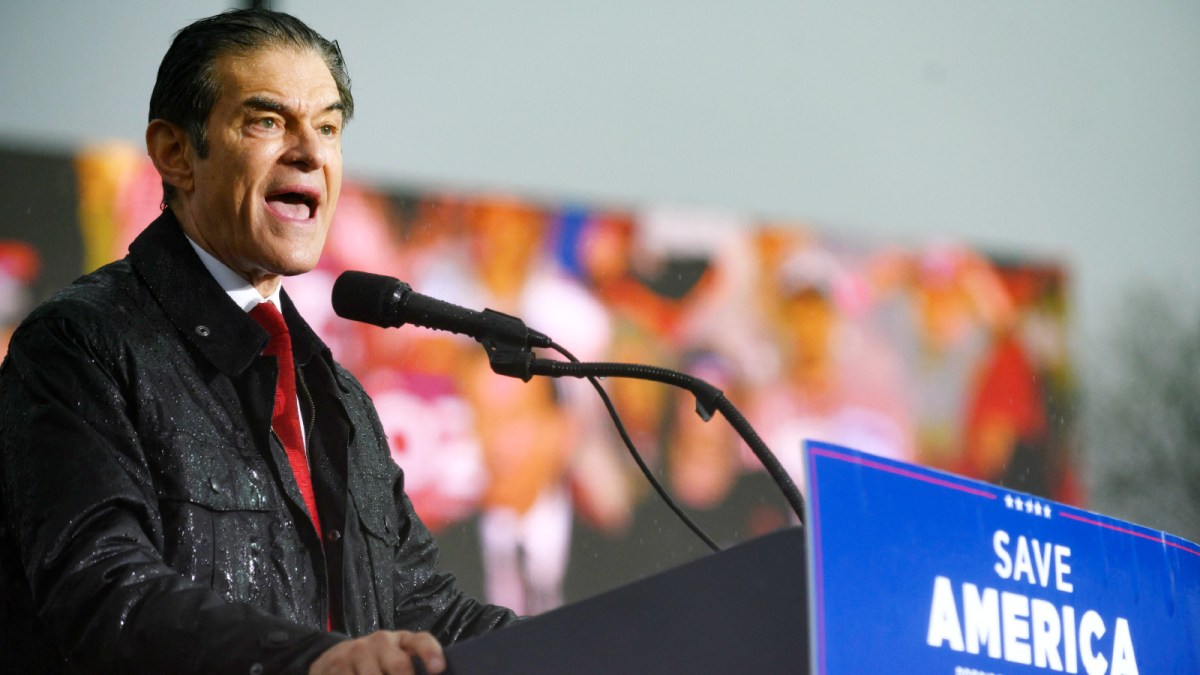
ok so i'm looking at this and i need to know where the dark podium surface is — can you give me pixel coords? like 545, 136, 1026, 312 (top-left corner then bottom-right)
445, 527, 809, 674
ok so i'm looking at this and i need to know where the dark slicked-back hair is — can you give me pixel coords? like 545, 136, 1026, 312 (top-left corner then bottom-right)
149, 9, 353, 204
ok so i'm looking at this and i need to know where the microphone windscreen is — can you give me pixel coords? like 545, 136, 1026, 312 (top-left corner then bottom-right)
331, 271, 408, 327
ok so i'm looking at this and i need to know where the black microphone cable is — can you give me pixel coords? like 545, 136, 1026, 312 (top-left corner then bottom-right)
331, 271, 805, 547
546, 339, 721, 553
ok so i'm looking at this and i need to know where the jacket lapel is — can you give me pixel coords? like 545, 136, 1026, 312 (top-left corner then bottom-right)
127, 209, 267, 377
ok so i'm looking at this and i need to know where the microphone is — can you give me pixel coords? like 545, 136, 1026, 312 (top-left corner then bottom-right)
331, 271, 552, 350
332, 271, 806, 522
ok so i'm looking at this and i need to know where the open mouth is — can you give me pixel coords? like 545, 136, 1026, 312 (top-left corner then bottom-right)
265, 190, 318, 221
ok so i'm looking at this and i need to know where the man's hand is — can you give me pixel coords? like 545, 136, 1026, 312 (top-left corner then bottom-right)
309, 630, 446, 675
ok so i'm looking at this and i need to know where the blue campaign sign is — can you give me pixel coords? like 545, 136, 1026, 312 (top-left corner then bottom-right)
804, 440, 1200, 674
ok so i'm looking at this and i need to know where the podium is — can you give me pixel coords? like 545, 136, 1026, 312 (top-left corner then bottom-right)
444, 527, 809, 674
445, 444, 1200, 671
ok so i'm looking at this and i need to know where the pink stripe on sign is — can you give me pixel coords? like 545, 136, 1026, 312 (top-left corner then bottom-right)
1060, 512, 1200, 559
809, 446, 997, 500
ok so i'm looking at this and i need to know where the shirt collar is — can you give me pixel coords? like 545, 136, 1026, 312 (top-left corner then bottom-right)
185, 236, 284, 311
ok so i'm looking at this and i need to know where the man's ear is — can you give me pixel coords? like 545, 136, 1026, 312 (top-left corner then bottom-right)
146, 119, 195, 195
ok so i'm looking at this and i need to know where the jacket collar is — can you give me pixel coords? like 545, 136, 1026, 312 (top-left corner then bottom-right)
127, 209, 329, 376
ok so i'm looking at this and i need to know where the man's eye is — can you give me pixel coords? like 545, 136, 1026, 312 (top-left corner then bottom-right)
319, 124, 338, 136
257, 118, 278, 129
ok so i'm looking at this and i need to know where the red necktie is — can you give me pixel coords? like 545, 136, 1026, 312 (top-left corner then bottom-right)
249, 301, 323, 537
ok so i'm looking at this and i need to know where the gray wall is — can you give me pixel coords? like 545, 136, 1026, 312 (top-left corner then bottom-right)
5, 1, 1197, 354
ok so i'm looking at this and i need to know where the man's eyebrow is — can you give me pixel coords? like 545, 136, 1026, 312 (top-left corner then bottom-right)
241, 96, 346, 117
242, 96, 286, 113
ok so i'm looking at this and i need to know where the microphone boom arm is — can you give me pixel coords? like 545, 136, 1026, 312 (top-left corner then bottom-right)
519, 356, 806, 523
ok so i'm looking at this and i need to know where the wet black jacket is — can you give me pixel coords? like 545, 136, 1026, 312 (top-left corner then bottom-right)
0, 211, 515, 674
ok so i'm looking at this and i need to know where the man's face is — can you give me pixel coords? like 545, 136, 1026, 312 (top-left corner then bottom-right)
179, 46, 344, 291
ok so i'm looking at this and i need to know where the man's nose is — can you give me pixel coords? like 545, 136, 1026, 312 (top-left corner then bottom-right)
282, 125, 327, 170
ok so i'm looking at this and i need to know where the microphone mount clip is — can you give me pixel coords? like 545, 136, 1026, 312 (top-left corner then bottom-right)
476, 308, 539, 381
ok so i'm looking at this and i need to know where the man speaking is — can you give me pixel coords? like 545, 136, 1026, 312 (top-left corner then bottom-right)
0, 9, 516, 674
